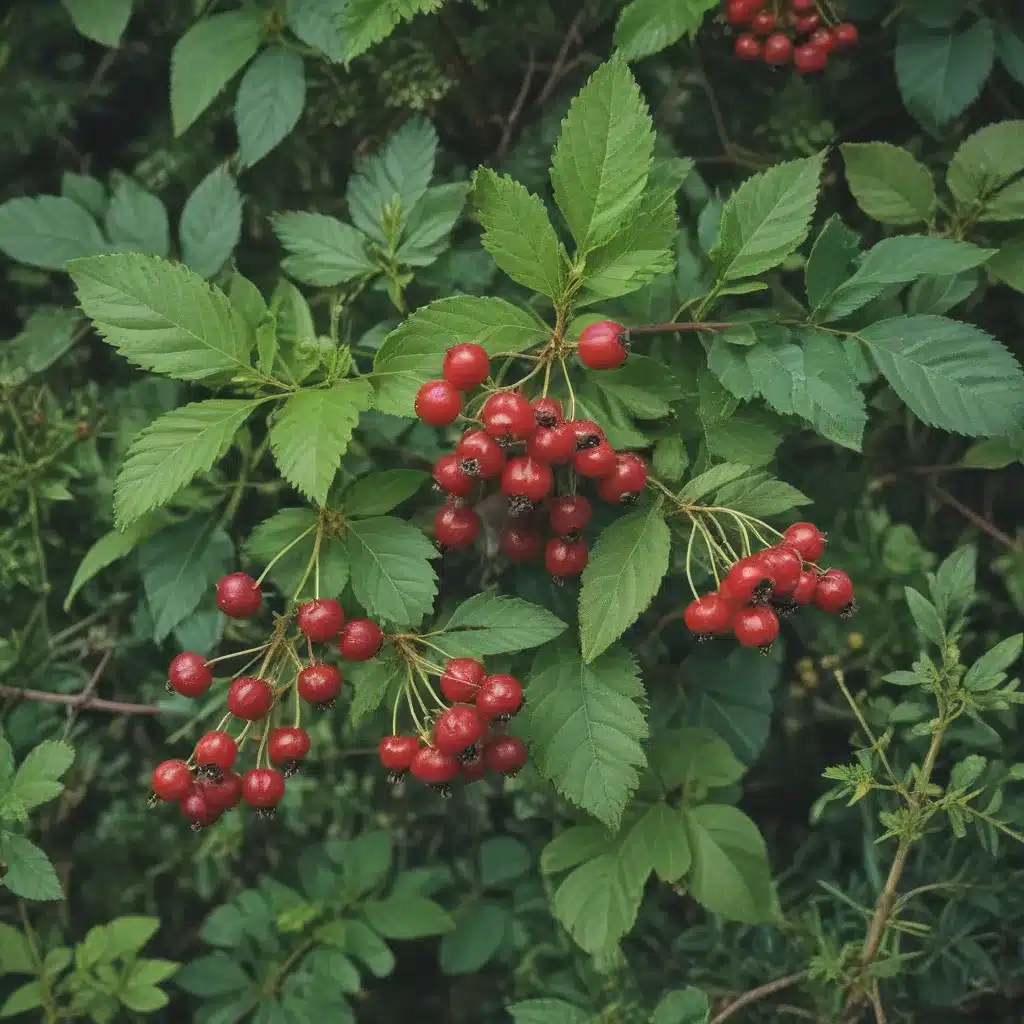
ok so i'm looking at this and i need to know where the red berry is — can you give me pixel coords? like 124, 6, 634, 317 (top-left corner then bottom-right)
725, 0, 762, 24
226, 676, 275, 720
440, 658, 486, 702
792, 12, 820, 32
735, 32, 762, 59
433, 703, 485, 755
809, 26, 836, 52
201, 771, 243, 812
415, 379, 462, 426
216, 573, 262, 618
763, 32, 793, 64
527, 423, 577, 463
297, 598, 345, 642
501, 456, 553, 503
379, 734, 422, 773
782, 522, 826, 563
833, 22, 858, 48
151, 759, 192, 801
791, 569, 819, 606
435, 504, 480, 548
484, 735, 528, 776
410, 746, 460, 785
723, 556, 774, 605
296, 662, 342, 706
755, 545, 803, 596
568, 419, 604, 450
460, 758, 488, 783
531, 397, 563, 427
549, 494, 592, 535
814, 569, 855, 613
268, 727, 311, 766
545, 536, 588, 578
684, 594, 733, 636
194, 731, 238, 774
501, 525, 542, 563
432, 453, 475, 497
577, 320, 627, 370
339, 619, 384, 660
790, 0, 815, 10
168, 652, 213, 698
242, 768, 286, 809
573, 443, 617, 478
456, 429, 507, 478
794, 42, 828, 72
476, 674, 523, 720
596, 452, 648, 504
733, 606, 780, 649
481, 391, 534, 440
750, 10, 775, 33
442, 343, 490, 391
180, 785, 218, 829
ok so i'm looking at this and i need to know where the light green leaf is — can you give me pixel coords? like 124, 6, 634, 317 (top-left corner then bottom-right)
434, 591, 567, 658
0, 922, 33, 974
272, 212, 376, 287
245, 508, 349, 600
104, 917, 160, 958
114, 399, 260, 527
649, 728, 744, 798
363, 895, 454, 939
614, 0, 717, 60
679, 462, 751, 503
804, 215, 860, 311
11, 741, 74, 812
856, 315, 1024, 437
0, 307, 82, 388
0, 981, 43, 1018
439, 901, 508, 975
947, 120, 1024, 222
705, 406, 787, 468
171, 10, 264, 136
396, 182, 468, 267
343, 919, 395, 977
964, 634, 1023, 692
586, 354, 682, 418
651, 988, 710, 1024
0, 196, 106, 270
579, 505, 670, 662
270, 381, 373, 505
61, 172, 106, 218
507, 1000, 592, 1024
62, 0, 133, 46
550, 58, 655, 252
541, 825, 611, 875
236, 47, 306, 168
68, 253, 253, 381
342, 469, 428, 517
652, 435, 689, 480
105, 177, 170, 256
339, 0, 444, 62
119, 984, 169, 1013
711, 471, 811, 517
473, 168, 568, 299
0, 834, 63, 901
180, 166, 243, 279
174, 953, 250, 996
626, 802, 691, 882
840, 142, 936, 225
64, 518, 157, 610
347, 645, 405, 725
904, 586, 945, 645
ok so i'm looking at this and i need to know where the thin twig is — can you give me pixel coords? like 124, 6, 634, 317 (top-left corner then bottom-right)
627, 321, 736, 335
930, 484, 1018, 551
710, 971, 809, 1024
0, 683, 168, 716
62, 646, 114, 737
535, 10, 587, 107
495, 49, 537, 161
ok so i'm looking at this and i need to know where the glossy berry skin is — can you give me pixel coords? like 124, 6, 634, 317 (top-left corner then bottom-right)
415, 379, 462, 426
597, 452, 648, 503
151, 759, 193, 802
814, 569, 855, 613
180, 786, 218, 829
794, 42, 828, 73
455, 429, 507, 478
484, 736, 528, 777
168, 652, 213, 698
442, 343, 490, 391
411, 746, 460, 784
723, 556, 774, 605
339, 619, 384, 661
440, 658, 486, 702
756, 545, 803, 597
577, 320, 627, 370
296, 662, 342, 706
435, 505, 480, 548
379, 734, 421, 773
501, 525, 542, 563
791, 569, 819, 606
783, 522, 826, 562
460, 758, 488, 783
268, 727, 311, 766
476, 674, 523, 720
297, 598, 345, 642
763, 33, 793, 64
481, 391, 534, 440
531, 396, 563, 427
684, 594, 733, 636
527, 423, 577, 464
242, 768, 286, 809
574, 443, 617, 478
201, 771, 243, 812
792, 12, 820, 32
809, 27, 836, 52
735, 32, 761, 59
226, 676, 274, 720
545, 537, 588, 578
750, 9, 774, 33
549, 494, 592, 535
216, 573, 262, 618
433, 453, 476, 497
569, 419, 604, 450
501, 457, 553, 502
194, 731, 238, 774
726, 0, 763, 24
833, 22, 858, 48
433, 704, 486, 755
790, 0, 815, 10
733, 606, 780, 649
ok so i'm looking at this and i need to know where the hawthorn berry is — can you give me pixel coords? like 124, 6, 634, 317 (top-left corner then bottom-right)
226, 676, 275, 720
484, 735, 528, 777
194, 731, 238, 775
501, 456, 553, 508
296, 662, 342, 707
735, 33, 762, 59
340, 619, 384, 660
476, 674, 523, 721
168, 652, 213, 698
433, 704, 486, 756
791, 12, 820, 32
180, 786, 218, 830
573, 443, 617, 478
268, 727, 311, 772
577, 320, 627, 370
527, 422, 577, 464
531, 396, 563, 427
569, 419, 604, 450
378, 734, 421, 775
216, 573, 262, 618
545, 536, 588, 579
297, 598, 345, 642
783, 521, 826, 562
725, 0, 763, 24
597, 452, 648, 504
790, 0, 815, 10
723, 555, 774, 605
750, 9, 774, 33
794, 42, 828, 73
433, 453, 476, 497
435, 504, 480, 548
501, 524, 542, 563
455, 429, 507, 478
833, 22, 858, 48
151, 759, 192, 802
481, 391, 534, 440
242, 768, 286, 810
410, 746, 460, 788
791, 569, 819, 606
442, 343, 490, 391
201, 771, 243, 812
548, 495, 590, 537
684, 594, 733, 637
440, 658, 486, 702
756, 545, 803, 597
814, 568, 855, 614
763, 32, 793, 64
809, 26, 836, 53
733, 606, 780, 650
460, 758, 488, 783
415, 379, 462, 426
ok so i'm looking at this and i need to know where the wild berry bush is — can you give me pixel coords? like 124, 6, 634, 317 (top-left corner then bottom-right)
2, 1, 1024, 1021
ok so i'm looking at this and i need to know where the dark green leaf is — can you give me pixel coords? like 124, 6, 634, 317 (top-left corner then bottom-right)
434, 591, 567, 658
614, 0, 717, 60
840, 143, 936, 225
342, 470, 428, 517
175, 953, 251, 996
347, 645, 405, 726
180, 166, 243, 279
339, 0, 443, 62
236, 47, 306, 168
363, 895, 454, 939
507, 1000, 593, 1024
947, 120, 1024, 222
105, 177, 170, 256
439, 901, 508, 975
62, 0, 132, 46
0, 307, 82, 388
272, 213, 375, 287
0, 196, 106, 270
479, 837, 531, 887
396, 182, 468, 267
804, 215, 860, 311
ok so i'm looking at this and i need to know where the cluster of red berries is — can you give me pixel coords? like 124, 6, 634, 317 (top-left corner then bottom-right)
378, 657, 527, 796
683, 522, 856, 650
725, 0, 858, 72
417, 322, 648, 581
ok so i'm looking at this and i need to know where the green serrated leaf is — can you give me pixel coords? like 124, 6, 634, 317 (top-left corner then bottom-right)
236, 47, 306, 168
396, 182, 468, 267
11, 741, 75, 813
712, 471, 811, 517
0, 833, 63, 901
342, 470, 428, 517
272, 212, 376, 287
0, 196, 106, 271
245, 509, 349, 600
904, 586, 945, 644
627, 802, 691, 882
614, 0, 717, 60
180, 166, 243, 279
587, 355, 681, 418
347, 646, 405, 725
434, 591, 567, 658
947, 120, 1024, 222
805, 215, 860, 311
339, 0, 444, 63
105, 177, 170, 257
679, 463, 751, 503
840, 142, 936, 226
62, 0, 133, 46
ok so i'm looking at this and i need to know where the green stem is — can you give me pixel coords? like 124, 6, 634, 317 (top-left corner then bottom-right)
254, 525, 316, 586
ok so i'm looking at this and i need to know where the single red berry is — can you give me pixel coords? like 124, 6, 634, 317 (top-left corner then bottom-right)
216, 573, 262, 618
794, 42, 828, 72
433, 453, 476, 497
442, 343, 490, 391
415, 379, 462, 426
549, 495, 591, 535
790, 0, 815, 10
735, 32, 762, 59
379, 734, 422, 774
755, 545, 803, 596
791, 569, 819, 606
501, 456, 553, 504
722, 556, 774, 606
268, 727, 311, 767
410, 746, 460, 785
750, 10, 775, 33
577, 320, 627, 370
814, 568, 855, 613
226, 676, 275, 720
296, 662, 342, 707
151, 759, 193, 802
832, 22, 858, 48
339, 619, 384, 660
733, 606, 780, 649
573, 443, 617, 478
297, 598, 345, 642
725, 0, 762, 24
809, 26, 836, 52
763, 32, 793, 64
201, 771, 243, 812
435, 504, 480, 548
545, 536, 588, 579
180, 785, 218, 829
440, 658, 486, 702
460, 758, 488, 783
194, 731, 238, 774
527, 423, 577, 464
242, 768, 286, 809
433, 703, 486, 755
782, 522, 826, 562
476, 674, 524, 720
456, 429, 507, 478
717, 576, 744, 609
684, 594, 733, 636
168, 652, 213, 698
531, 397, 563, 427
481, 391, 534, 440
484, 735, 528, 777
596, 452, 648, 504
568, 419, 604, 450
792, 12, 820, 32
501, 525, 542, 563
